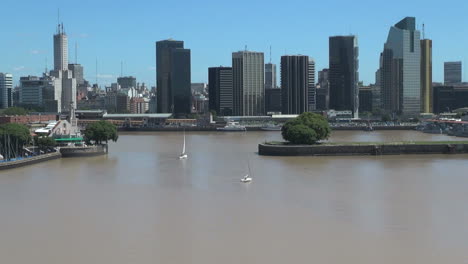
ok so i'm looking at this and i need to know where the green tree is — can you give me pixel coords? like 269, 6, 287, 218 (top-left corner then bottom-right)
84, 121, 119, 145
0, 123, 31, 159
2, 107, 29, 116
382, 114, 391, 122
281, 112, 331, 145
34, 136, 56, 152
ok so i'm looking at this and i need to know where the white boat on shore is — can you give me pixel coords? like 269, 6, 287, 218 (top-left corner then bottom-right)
217, 121, 247, 132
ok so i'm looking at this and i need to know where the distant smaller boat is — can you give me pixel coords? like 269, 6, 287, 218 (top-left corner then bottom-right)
217, 121, 247, 131
241, 174, 252, 183
241, 159, 252, 183
179, 131, 188, 159
261, 123, 282, 131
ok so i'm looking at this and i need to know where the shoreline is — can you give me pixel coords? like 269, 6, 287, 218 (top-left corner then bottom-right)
258, 141, 468, 156
117, 125, 417, 132
0, 152, 62, 171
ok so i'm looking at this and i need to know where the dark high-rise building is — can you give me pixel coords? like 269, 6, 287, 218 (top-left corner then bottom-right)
281, 55, 310, 114
265, 88, 282, 113
420, 39, 433, 113
316, 69, 329, 110
359, 86, 373, 113
444, 61, 462, 85
380, 17, 421, 116
329, 36, 359, 117
117, 76, 137, 89
433, 85, 468, 113
265, 63, 277, 89
208, 67, 233, 116
156, 39, 191, 115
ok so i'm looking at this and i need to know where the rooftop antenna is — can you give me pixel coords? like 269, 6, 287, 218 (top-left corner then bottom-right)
95, 58, 98, 86
120, 61, 123, 77
45, 57, 48, 73
269, 45, 272, 63
422, 23, 425, 39
75, 41, 78, 64
245, 45, 247, 52
57, 9, 60, 33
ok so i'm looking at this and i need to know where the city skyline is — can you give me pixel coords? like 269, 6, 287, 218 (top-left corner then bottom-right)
1, 0, 467, 87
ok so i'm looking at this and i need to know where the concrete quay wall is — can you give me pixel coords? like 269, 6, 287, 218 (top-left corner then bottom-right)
0, 152, 62, 171
60, 145, 107, 157
258, 143, 468, 156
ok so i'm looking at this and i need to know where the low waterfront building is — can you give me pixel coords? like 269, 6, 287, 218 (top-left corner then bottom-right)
0, 114, 58, 125
102, 113, 172, 127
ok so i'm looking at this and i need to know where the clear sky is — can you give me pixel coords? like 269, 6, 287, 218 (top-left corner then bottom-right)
1, 0, 467, 87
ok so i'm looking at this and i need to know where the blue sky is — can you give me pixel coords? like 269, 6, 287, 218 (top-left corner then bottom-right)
1, 0, 467, 87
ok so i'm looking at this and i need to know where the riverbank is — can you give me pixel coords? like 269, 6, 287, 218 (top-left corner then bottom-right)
118, 125, 417, 132
258, 141, 468, 156
0, 152, 62, 171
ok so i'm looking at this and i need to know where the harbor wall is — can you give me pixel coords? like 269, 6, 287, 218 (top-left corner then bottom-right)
60, 145, 107, 157
258, 143, 468, 156
0, 152, 62, 171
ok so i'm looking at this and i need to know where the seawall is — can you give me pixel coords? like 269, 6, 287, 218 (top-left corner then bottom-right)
0, 152, 62, 171
60, 145, 107, 157
258, 143, 468, 156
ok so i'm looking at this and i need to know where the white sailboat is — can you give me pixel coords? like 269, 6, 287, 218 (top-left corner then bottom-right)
241, 159, 252, 183
179, 131, 188, 159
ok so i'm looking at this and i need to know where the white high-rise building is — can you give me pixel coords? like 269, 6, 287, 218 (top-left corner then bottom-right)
50, 23, 76, 112
265, 63, 277, 89
0, 73, 13, 109
232, 51, 265, 116
54, 24, 68, 71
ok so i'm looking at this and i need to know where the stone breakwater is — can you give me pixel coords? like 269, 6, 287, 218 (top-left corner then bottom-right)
258, 143, 468, 156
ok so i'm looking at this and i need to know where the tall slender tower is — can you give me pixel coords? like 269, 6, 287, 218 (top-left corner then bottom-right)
54, 24, 68, 71
420, 38, 432, 113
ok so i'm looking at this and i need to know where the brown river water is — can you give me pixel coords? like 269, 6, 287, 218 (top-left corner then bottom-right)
0, 131, 467, 263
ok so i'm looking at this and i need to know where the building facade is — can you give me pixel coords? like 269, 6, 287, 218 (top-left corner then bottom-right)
308, 59, 316, 111
359, 85, 373, 113
329, 36, 359, 117
444, 61, 462, 85
0, 73, 13, 109
208, 67, 233, 116
265, 88, 282, 114
380, 17, 421, 116
281, 55, 310, 114
316, 69, 329, 110
19, 75, 62, 112
118, 76, 137, 89
156, 39, 191, 116
68, 64, 84, 86
265, 63, 277, 89
420, 39, 433, 113
232, 51, 265, 116
51, 23, 76, 112
432, 85, 468, 113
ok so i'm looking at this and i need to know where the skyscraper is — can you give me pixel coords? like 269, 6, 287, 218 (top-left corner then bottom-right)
420, 39, 433, 113
19, 75, 62, 112
316, 69, 329, 110
0, 73, 13, 109
117, 76, 137, 89
50, 23, 76, 112
329, 36, 359, 117
232, 51, 264, 116
54, 24, 68, 71
380, 17, 421, 116
265, 63, 277, 89
208, 67, 233, 116
156, 39, 191, 115
68, 64, 84, 86
444, 61, 462, 85
281, 55, 309, 114
308, 59, 316, 111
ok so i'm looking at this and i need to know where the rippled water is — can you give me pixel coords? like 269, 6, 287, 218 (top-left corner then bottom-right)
0, 131, 467, 263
